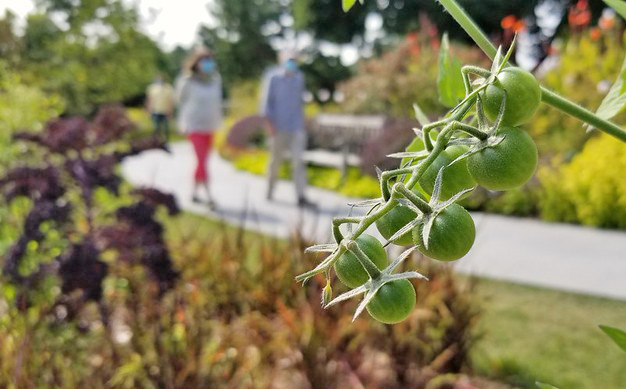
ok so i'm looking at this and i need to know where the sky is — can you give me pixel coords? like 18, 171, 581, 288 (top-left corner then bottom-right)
0, 0, 215, 50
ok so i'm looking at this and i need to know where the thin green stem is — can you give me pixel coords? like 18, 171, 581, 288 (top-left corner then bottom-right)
462, 65, 491, 78
451, 121, 488, 140
422, 119, 448, 151
437, 0, 626, 143
381, 167, 416, 200
350, 193, 400, 239
333, 217, 362, 243
541, 88, 626, 142
393, 183, 431, 213
404, 119, 464, 192
345, 240, 382, 279
437, 0, 497, 59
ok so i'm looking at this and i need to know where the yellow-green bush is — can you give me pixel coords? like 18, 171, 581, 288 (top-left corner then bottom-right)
0, 63, 64, 167
538, 134, 626, 228
233, 150, 380, 198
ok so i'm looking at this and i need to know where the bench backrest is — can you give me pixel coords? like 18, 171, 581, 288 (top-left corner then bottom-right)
308, 114, 386, 150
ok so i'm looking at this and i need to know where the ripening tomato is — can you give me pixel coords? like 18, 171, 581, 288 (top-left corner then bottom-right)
481, 67, 541, 126
413, 203, 475, 261
366, 279, 416, 324
334, 234, 387, 288
466, 126, 538, 191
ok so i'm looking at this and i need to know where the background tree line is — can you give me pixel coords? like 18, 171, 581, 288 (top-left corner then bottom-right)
0, 0, 610, 114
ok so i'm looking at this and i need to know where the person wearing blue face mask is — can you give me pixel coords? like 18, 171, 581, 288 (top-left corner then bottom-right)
284, 58, 298, 73
200, 58, 216, 74
175, 47, 223, 208
260, 50, 314, 208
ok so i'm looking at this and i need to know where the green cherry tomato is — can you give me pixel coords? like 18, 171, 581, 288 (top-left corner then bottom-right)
412, 203, 475, 262
366, 279, 416, 324
481, 67, 541, 126
418, 145, 476, 201
467, 126, 538, 191
334, 234, 387, 288
376, 200, 419, 246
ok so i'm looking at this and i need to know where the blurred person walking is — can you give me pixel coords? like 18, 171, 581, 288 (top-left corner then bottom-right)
260, 50, 314, 208
175, 47, 222, 208
146, 73, 175, 140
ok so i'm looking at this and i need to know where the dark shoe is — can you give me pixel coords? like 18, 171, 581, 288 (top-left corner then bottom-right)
297, 197, 317, 209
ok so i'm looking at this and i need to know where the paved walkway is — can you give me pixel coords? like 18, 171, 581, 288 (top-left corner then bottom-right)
122, 142, 626, 300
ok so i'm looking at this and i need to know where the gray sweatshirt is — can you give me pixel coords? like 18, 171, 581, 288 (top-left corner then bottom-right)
175, 74, 223, 133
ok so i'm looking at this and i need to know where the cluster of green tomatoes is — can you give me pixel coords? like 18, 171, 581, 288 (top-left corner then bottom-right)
299, 51, 542, 325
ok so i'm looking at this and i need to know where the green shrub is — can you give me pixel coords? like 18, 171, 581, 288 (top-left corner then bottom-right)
0, 63, 64, 166
338, 33, 489, 118
538, 133, 626, 228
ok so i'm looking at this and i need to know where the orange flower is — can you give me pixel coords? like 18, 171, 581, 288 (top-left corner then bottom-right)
590, 27, 602, 41
568, 0, 591, 27
501, 15, 517, 30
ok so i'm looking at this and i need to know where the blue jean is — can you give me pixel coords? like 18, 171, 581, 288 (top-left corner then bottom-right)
151, 113, 169, 140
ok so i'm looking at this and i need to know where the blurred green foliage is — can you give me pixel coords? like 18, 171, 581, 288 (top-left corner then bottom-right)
338, 32, 489, 118
1, 1, 176, 115
0, 62, 64, 167
0, 211, 484, 387
530, 31, 626, 156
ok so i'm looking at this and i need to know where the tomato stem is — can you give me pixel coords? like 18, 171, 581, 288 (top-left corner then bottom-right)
451, 121, 488, 140
381, 167, 415, 200
345, 240, 382, 280
540, 88, 626, 142
393, 183, 432, 214
332, 217, 362, 242
461, 65, 491, 79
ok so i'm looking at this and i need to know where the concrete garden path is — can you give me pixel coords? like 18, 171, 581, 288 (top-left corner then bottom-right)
122, 142, 626, 300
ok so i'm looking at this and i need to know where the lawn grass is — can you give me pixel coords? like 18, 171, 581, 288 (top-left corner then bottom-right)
471, 278, 626, 389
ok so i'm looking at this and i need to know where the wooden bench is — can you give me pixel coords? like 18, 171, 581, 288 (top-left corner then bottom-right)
304, 114, 386, 179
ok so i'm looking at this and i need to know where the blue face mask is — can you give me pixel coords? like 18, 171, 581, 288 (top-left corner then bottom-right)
285, 59, 298, 73
200, 59, 216, 74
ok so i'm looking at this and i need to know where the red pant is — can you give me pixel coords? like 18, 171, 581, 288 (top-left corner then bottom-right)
188, 133, 214, 183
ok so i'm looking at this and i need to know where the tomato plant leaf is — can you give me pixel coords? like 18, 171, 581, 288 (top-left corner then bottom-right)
595, 54, 626, 122
413, 103, 431, 127
437, 32, 465, 108
599, 325, 626, 353
602, 0, 626, 20
342, 0, 358, 12
535, 382, 560, 389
